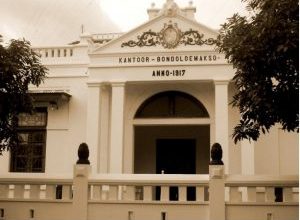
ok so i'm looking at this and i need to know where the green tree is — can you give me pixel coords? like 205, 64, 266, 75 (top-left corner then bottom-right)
0, 35, 47, 154
216, 0, 298, 143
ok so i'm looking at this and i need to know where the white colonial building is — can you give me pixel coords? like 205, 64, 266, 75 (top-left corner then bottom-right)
0, 1, 298, 220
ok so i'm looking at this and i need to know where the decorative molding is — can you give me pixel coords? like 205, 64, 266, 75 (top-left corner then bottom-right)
111, 82, 126, 87
214, 80, 230, 85
121, 31, 160, 48
121, 22, 215, 49
160, 23, 181, 48
87, 82, 104, 87
180, 30, 215, 46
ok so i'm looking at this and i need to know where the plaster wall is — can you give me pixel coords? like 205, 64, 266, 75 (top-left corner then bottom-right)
255, 125, 298, 175
0, 202, 73, 220
88, 203, 209, 220
278, 130, 298, 174
226, 205, 299, 220
0, 151, 10, 174
43, 77, 88, 174
228, 83, 242, 174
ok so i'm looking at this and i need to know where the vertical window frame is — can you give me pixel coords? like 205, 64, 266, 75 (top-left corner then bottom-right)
10, 108, 47, 173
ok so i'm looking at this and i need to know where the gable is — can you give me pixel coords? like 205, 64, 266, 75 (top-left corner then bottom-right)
90, 13, 218, 55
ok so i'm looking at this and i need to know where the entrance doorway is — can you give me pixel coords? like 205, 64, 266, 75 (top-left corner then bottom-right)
133, 90, 210, 200
156, 139, 196, 175
134, 125, 210, 174
156, 138, 196, 201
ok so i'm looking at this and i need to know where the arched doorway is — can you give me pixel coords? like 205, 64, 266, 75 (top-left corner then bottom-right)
134, 91, 210, 175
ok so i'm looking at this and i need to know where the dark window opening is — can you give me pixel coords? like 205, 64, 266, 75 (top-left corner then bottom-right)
10, 108, 47, 173
275, 187, 283, 202
56, 185, 63, 199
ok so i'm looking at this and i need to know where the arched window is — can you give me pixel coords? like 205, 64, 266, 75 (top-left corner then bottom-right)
135, 91, 209, 118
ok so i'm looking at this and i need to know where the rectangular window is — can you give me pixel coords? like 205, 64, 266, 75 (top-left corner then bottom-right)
10, 109, 47, 173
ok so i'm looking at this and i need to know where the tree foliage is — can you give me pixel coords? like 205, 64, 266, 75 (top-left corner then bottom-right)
216, 0, 299, 143
0, 36, 47, 154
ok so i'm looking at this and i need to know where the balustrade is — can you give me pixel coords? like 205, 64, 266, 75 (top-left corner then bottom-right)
0, 142, 298, 220
0, 175, 73, 201
88, 174, 209, 203
225, 175, 299, 204
32, 32, 123, 61
34, 47, 74, 59
0, 172, 298, 220
0, 173, 297, 205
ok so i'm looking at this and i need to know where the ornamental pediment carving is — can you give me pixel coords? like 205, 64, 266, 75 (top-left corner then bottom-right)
121, 21, 215, 49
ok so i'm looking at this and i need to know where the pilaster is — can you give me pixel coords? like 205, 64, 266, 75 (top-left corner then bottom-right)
86, 82, 102, 173
214, 80, 229, 173
109, 82, 125, 173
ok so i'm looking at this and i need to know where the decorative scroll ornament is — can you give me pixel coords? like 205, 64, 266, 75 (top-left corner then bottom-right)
121, 31, 160, 48
121, 22, 215, 49
180, 29, 215, 46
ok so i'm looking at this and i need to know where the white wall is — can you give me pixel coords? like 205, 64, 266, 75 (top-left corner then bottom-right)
45, 77, 88, 174
255, 125, 298, 175
278, 130, 298, 174
228, 83, 242, 174
0, 151, 10, 174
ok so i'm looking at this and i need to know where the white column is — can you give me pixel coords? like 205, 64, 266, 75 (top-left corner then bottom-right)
241, 140, 255, 174
109, 82, 125, 173
214, 80, 229, 174
99, 85, 110, 173
86, 83, 101, 173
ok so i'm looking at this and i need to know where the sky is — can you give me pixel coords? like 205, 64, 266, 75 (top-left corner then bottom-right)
99, 0, 247, 31
0, 0, 247, 45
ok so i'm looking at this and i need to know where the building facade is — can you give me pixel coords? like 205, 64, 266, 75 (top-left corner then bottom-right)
0, 0, 298, 177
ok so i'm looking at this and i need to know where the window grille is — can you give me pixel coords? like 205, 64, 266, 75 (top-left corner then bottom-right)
11, 109, 47, 173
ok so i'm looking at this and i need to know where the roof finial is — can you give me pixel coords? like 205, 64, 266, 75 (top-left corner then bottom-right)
160, 0, 180, 17
81, 24, 84, 34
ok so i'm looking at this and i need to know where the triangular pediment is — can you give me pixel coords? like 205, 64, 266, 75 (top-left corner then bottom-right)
90, 13, 218, 55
